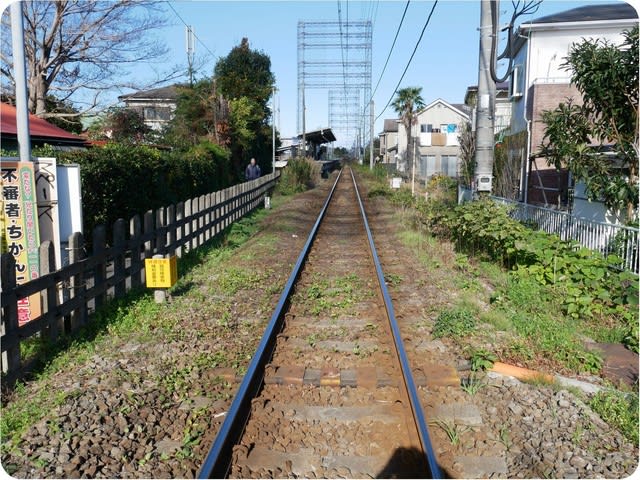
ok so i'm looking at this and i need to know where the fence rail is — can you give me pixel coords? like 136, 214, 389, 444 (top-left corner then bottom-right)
1, 172, 279, 378
457, 187, 639, 273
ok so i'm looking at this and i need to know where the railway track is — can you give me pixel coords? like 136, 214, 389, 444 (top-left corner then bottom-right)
199, 168, 441, 479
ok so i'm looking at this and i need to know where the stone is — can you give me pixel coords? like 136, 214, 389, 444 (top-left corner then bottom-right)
569, 455, 587, 469
433, 402, 483, 426
507, 402, 523, 416
454, 456, 508, 478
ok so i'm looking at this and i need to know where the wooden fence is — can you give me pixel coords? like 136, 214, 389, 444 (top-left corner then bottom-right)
1, 172, 279, 378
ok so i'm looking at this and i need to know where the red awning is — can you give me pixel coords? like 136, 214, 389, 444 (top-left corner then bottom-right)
1, 102, 85, 141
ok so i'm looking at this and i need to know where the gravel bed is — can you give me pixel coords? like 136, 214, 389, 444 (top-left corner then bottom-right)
478, 373, 638, 478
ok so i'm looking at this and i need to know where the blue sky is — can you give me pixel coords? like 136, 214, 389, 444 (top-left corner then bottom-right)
125, 0, 624, 143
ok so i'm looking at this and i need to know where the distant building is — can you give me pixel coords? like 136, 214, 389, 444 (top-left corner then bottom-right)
378, 119, 399, 164
506, 2, 637, 216
0, 103, 87, 150
118, 85, 179, 131
464, 81, 511, 136
381, 99, 471, 181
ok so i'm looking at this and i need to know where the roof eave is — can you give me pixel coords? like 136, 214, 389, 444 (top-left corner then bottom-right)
520, 18, 638, 32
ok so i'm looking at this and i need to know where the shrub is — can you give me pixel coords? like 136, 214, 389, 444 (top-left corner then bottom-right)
433, 200, 638, 326
58, 141, 232, 239
276, 158, 319, 195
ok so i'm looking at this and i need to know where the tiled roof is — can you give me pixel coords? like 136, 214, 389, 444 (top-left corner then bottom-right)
119, 85, 179, 101
0, 103, 86, 142
528, 2, 637, 24
383, 119, 398, 132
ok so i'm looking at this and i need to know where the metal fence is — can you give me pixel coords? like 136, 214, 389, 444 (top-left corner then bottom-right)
490, 195, 639, 273
1, 172, 279, 379
457, 186, 639, 273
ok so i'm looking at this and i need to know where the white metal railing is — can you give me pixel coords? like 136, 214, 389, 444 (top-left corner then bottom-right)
490, 195, 639, 274
456, 187, 639, 273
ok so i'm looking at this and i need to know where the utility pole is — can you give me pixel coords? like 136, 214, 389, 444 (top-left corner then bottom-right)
272, 86, 276, 174
10, 2, 31, 162
369, 100, 374, 170
301, 87, 306, 158
186, 26, 195, 87
474, 0, 496, 193
411, 134, 417, 196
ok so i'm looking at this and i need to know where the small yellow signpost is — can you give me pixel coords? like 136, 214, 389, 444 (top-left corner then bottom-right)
145, 255, 178, 289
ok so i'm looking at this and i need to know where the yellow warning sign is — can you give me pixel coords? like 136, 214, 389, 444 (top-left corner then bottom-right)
145, 256, 178, 288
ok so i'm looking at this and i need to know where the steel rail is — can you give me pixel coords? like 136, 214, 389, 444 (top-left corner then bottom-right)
349, 168, 443, 479
198, 169, 344, 479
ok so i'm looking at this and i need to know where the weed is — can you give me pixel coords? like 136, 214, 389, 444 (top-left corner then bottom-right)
217, 267, 264, 296
276, 158, 319, 195
498, 425, 512, 449
572, 424, 584, 445
521, 374, 559, 389
469, 348, 497, 371
460, 372, 488, 395
384, 273, 403, 287
32, 457, 48, 469
454, 253, 472, 271
363, 322, 378, 333
479, 310, 512, 332
430, 419, 468, 446
589, 388, 639, 444
306, 332, 324, 347
432, 308, 476, 339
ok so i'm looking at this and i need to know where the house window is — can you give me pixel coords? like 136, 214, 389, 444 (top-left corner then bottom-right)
509, 65, 524, 99
144, 106, 172, 121
441, 155, 458, 178
420, 124, 432, 133
421, 155, 436, 177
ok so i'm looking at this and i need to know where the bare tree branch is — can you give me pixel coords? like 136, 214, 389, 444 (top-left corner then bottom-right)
1, 0, 171, 117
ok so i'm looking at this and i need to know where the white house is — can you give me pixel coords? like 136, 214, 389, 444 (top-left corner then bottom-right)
118, 85, 179, 131
507, 2, 637, 218
463, 81, 512, 136
393, 99, 471, 180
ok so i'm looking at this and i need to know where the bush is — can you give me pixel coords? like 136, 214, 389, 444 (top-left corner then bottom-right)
435, 200, 638, 325
58, 141, 232, 238
276, 158, 319, 195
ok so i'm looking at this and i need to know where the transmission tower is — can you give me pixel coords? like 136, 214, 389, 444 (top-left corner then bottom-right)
297, 20, 372, 156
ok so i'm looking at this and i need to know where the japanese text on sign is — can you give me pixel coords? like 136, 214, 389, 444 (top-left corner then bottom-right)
1, 162, 41, 325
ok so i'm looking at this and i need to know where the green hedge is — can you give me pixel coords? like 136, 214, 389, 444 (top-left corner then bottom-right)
58, 142, 232, 238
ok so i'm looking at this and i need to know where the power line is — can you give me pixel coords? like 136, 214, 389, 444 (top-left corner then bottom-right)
165, 2, 216, 59
370, 0, 410, 101
376, 0, 438, 121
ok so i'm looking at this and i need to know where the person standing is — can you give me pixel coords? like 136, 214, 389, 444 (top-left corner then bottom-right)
245, 158, 261, 180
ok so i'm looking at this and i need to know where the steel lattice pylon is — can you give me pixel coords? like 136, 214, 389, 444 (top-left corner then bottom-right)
297, 20, 372, 155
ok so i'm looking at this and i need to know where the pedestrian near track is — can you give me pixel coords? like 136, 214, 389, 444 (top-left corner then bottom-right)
245, 157, 261, 180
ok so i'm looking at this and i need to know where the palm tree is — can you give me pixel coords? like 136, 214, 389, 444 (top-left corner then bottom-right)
391, 87, 425, 173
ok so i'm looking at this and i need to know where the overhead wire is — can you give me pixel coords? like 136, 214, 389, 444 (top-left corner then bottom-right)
370, 0, 410, 101
375, 0, 438, 121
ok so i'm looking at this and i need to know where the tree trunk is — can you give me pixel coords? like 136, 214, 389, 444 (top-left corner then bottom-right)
27, 60, 48, 115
